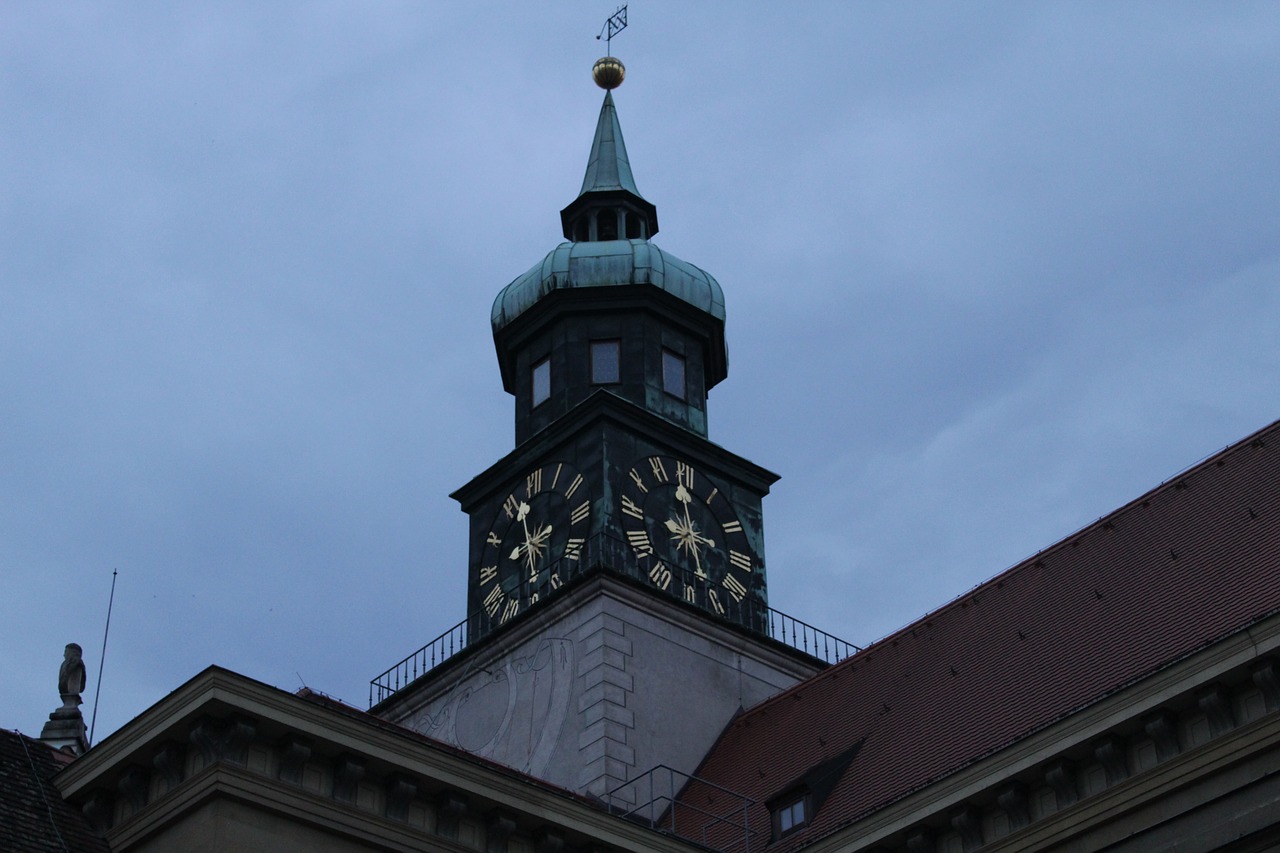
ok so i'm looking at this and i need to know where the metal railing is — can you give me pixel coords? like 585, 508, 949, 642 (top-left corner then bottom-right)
369, 618, 470, 705
605, 765, 763, 853
370, 533, 860, 706
765, 608, 859, 664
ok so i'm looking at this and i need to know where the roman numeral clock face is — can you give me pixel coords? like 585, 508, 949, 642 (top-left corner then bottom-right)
620, 455, 759, 621
476, 463, 590, 628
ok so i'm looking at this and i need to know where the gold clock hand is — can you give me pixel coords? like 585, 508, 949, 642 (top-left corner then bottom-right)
689, 531, 706, 578
515, 500, 540, 571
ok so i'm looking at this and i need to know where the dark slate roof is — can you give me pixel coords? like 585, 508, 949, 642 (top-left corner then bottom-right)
686, 417, 1280, 850
0, 729, 110, 853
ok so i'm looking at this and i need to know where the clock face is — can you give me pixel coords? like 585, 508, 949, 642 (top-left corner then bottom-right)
619, 454, 757, 620
476, 462, 591, 628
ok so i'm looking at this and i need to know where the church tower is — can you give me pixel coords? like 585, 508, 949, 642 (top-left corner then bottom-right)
372, 58, 848, 800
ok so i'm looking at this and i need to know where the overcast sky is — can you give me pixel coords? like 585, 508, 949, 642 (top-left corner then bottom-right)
4, 3, 1278, 743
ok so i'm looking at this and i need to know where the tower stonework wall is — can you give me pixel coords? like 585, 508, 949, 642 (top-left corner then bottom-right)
378, 578, 822, 797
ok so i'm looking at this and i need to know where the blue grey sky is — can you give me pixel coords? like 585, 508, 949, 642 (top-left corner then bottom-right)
4, 3, 1278, 741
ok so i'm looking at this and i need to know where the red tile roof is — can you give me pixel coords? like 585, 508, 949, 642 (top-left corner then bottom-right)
685, 418, 1280, 850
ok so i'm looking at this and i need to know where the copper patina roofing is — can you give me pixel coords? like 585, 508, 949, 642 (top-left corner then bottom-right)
493, 86, 725, 331
577, 90, 644, 198
491, 238, 726, 331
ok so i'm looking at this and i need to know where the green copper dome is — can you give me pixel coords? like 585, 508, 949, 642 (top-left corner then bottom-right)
492, 88, 724, 332
491, 238, 726, 331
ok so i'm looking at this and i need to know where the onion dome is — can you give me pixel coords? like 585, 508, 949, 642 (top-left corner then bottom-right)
492, 239, 725, 331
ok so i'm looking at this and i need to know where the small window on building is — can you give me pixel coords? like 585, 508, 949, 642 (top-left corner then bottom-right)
772, 791, 809, 839
662, 349, 686, 400
625, 212, 643, 239
532, 358, 551, 407
591, 340, 620, 385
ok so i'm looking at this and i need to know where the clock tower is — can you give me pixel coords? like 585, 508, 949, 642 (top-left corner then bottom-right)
459, 68, 774, 641
373, 59, 848, 799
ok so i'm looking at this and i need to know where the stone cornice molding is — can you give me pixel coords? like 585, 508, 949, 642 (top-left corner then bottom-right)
56, 666, 702, 853
794, 610, 1280, 852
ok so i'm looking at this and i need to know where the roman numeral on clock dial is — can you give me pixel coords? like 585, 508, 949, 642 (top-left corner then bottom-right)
722, 573, 748, 602
564, 473, 583, 499
627, 529, 653, 555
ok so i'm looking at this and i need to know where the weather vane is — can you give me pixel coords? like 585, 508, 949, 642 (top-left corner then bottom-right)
592, 5, 628, 90
596, 5, 628, 55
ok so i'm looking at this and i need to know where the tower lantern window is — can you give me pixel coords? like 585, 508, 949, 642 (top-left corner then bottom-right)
591, 340, 621, 385
662, 350, 686, 400
597, 209, 618, 241
532, 358, 551, 407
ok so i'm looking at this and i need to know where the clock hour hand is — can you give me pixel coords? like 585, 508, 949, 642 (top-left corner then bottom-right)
511, 521, 554, 572
665, 517, 713, 545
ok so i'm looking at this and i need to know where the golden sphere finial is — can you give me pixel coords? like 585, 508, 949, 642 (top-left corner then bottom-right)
592, 56, 625, 90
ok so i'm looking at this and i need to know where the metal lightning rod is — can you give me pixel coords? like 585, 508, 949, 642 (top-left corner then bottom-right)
88, 569, 118, 746
596, 5, 628, 55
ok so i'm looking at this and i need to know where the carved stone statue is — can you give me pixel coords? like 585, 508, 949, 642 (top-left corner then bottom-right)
59, 642, 87, 709
42, 641, 89, 755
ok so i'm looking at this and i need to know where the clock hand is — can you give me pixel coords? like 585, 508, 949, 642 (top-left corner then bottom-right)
514, 500, 540, 571
688, 530, 706, 578
674, 485, 705, 546
525, 522, 554, 573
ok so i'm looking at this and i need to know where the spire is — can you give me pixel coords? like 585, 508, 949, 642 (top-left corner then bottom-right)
579, 91, 642, 197
560, 62, 659, 242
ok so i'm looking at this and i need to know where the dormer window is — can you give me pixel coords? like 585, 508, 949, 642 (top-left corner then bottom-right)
532, 357, 551, 407
662, 349, 686, 400
771, 790, 810, 839
591, 340, 620, 384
